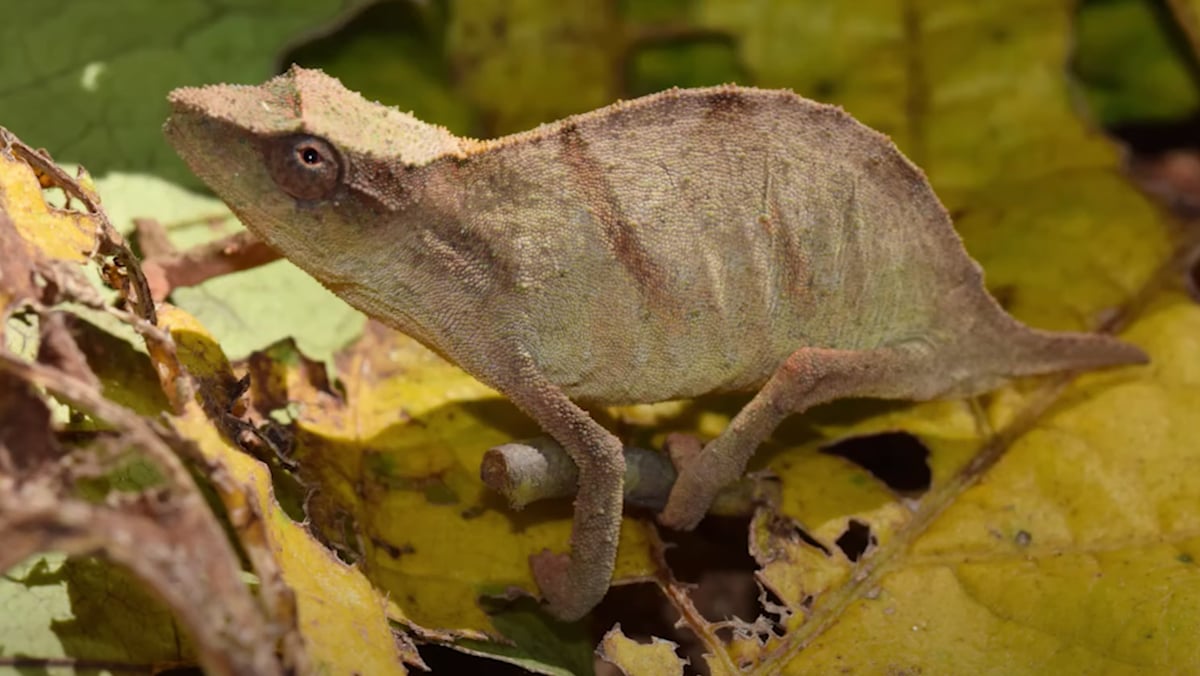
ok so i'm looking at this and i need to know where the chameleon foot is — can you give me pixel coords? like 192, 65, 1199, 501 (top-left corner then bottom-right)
530, 549, 592, 622
657, 439, 728, 531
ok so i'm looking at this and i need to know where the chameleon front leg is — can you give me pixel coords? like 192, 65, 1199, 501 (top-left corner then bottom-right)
500, 364, 627, 621
658, 345, 934, 531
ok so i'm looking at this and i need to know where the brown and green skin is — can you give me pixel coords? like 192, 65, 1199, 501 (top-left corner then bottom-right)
165, 66, 1146, 621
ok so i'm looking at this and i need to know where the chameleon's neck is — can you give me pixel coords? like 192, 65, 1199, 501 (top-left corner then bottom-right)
315, 157, 522, 380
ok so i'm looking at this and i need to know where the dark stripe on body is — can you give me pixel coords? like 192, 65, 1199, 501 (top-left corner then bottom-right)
556, 123, 672, 308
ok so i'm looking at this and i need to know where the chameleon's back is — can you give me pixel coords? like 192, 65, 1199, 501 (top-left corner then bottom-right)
453, 87, 974, 405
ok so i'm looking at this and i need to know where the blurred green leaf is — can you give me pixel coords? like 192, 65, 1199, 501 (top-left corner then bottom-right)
0, 0, 371, 186
0, 555, 194, 669
287, 1, 477, 135
1075, 0, 1200, 125
627, 36, 744, 96
97, 173, 365, 362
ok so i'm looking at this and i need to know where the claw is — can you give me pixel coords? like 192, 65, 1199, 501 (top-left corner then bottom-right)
529, 550, 586, 621
657, 499, 707, 530
658, 433, 713, 530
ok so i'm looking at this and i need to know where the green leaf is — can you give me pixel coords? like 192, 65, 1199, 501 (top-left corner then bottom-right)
0, 555, 195, 668
0, 0, 371, 187
1075, 0, 1200, 125
96, 173, 365, 362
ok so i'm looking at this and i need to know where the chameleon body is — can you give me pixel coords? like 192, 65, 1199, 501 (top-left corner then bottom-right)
166, 66, 1146, 620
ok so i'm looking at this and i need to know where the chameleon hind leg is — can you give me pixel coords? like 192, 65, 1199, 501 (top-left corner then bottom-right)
500, 362, 628, 621
658, 344, 938, 531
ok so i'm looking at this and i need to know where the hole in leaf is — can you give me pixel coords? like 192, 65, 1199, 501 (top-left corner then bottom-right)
820, 431, 932, 496
755, 584, 791, 632
835, 519, 875, 562
790, 523, 831, 556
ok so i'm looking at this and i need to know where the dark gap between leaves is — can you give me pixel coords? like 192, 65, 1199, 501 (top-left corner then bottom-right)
659, 515, 766, 621
1071, 1, 1200, 291
1078, 0, 1200, 156
417, 643, 537, 675
660, 514, 758, 582
1111, 116, 1200, 154
835, 519, 875, 562
603, 515, 790, 673
653, 514, 786, 664
820, 431, 932, 496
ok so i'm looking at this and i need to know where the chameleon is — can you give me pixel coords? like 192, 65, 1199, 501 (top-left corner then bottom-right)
165, 66, 1147, 621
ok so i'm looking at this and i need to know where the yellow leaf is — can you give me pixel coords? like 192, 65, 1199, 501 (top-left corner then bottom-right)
598, 625, 687, 676
163, 306, 417, 675
276, 323, 658, 634
696, 0, 1170, 331
0, 136, 98, 263
726, 295, 1193, 674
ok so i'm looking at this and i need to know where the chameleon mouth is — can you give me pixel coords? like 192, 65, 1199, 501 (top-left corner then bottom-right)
163, 88, 225, 158
163, 86, 232, 145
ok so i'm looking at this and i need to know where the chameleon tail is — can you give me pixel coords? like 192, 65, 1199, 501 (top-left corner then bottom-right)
929, 296, 1147, 400
986, 311, 1148, 378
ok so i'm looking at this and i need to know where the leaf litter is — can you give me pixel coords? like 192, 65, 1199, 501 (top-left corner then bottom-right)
0, 127, 416, 674
6, 0, 1200, 673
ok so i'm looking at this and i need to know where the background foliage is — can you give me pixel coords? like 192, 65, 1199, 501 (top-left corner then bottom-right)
2, 0, 1199, 674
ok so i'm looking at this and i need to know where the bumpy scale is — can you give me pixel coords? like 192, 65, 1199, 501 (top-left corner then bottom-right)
166, 66, 1146, 621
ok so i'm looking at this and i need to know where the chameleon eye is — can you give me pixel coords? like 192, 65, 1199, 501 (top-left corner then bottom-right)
264, 134, 342, 201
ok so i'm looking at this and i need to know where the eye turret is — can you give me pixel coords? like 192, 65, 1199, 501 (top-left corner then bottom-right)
263, 134, 342, 201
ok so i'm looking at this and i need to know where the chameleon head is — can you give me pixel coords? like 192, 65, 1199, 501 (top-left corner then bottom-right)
163, 65, 464, 289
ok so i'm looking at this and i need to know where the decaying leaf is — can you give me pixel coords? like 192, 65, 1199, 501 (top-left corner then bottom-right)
0, 331, 284, 675
598, 625, 688, 676
163, 305, 422, 674
245, 321, 659, 636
